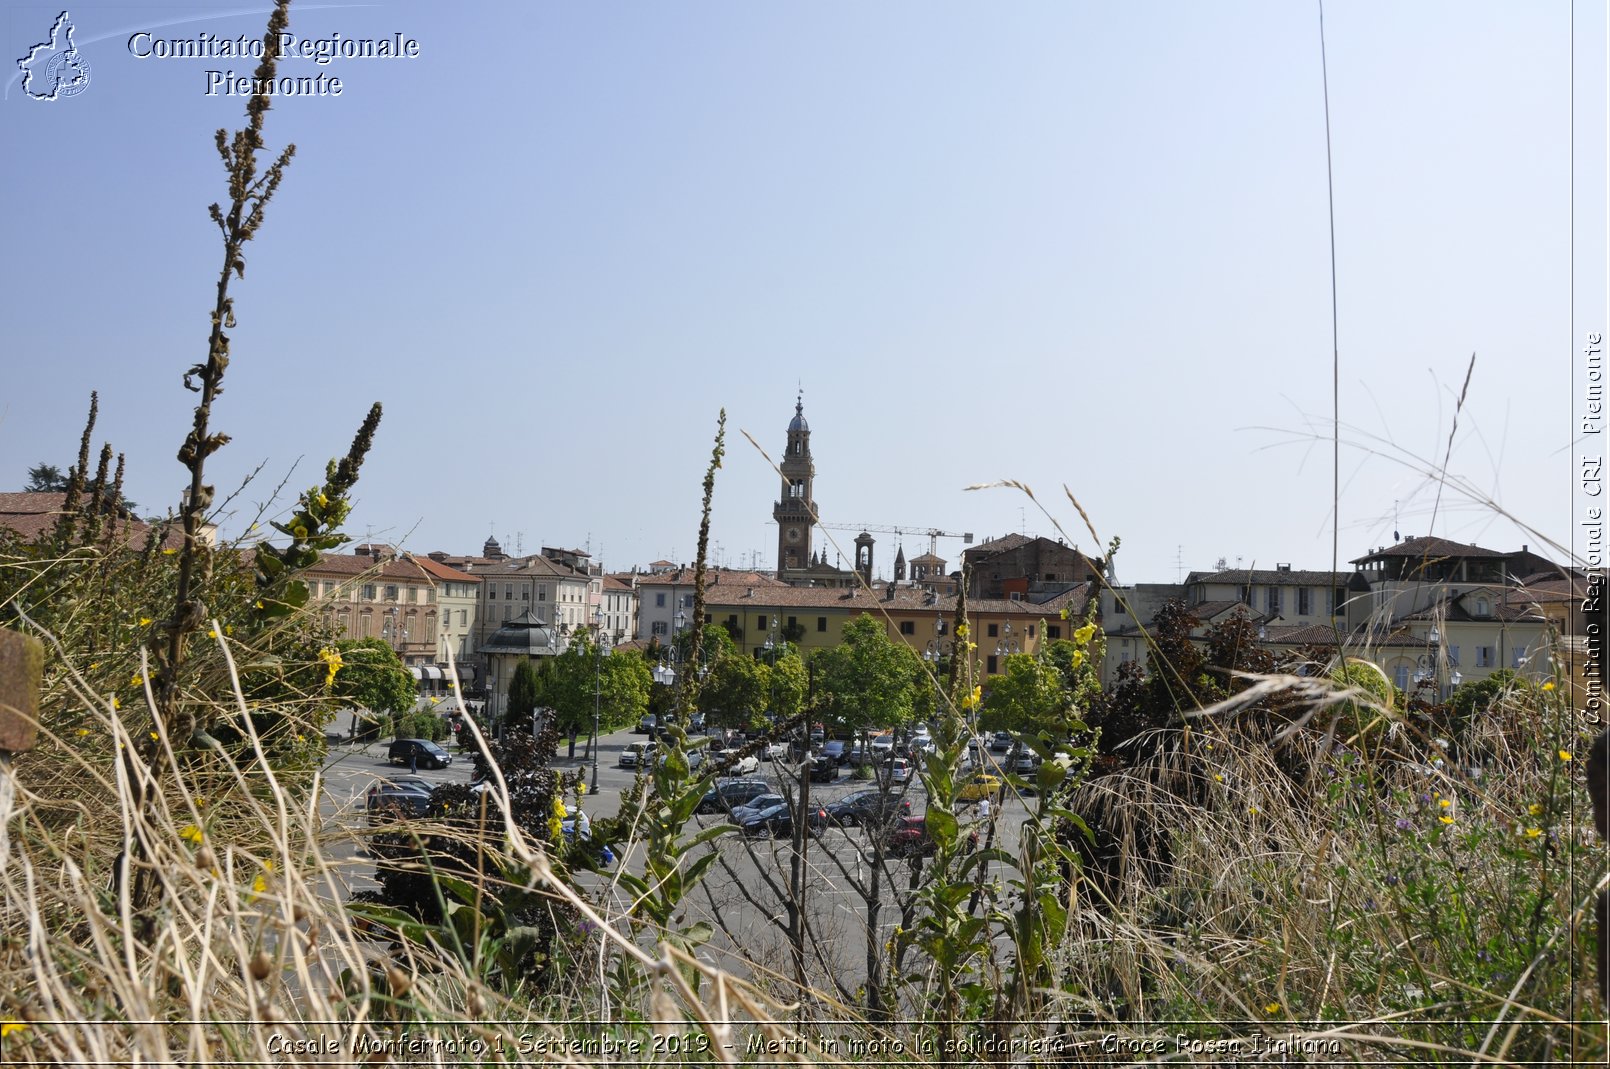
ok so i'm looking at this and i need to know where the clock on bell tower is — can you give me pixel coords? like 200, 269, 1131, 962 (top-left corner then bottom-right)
774, 391, 817, 577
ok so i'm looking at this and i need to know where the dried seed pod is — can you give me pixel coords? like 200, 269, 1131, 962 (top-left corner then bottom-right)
467, 991, 485, 1016
292, 904, 308, 923
195, 846, 216, 872
385, 966, 411, 997
248, 950, 272, 981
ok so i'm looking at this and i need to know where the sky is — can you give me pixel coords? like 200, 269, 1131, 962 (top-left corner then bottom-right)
3, 2, 1605, 585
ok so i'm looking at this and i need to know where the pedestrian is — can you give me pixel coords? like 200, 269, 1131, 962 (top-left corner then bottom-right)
408, 745, 418, 774
977, 795, 991, 825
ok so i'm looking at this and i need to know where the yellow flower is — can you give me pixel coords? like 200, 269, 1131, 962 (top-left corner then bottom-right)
224, 624, 233, 636
294, 734, 305, 743
252, 874, 268, 894
292, 524, 309, 540
1248, 806, 1260, 815
1071, 649, 1086, 669
577, 782, 588, 797
1, 1020, 25, 1037
317, 647, 343, 689
179, 825, 204, 844
955, 623, 969, 639
1073, 623, 1096, 645
551, 798, 568, 820
961, 685, 982, 711
1528, 803, 1544, 817
111, 696, 120, 710
1559, 749, 1573, 763
1438, 798, 1451, 809
1542, 681, 1556, 691
162, 548, 177, 555
138, 617, 153, 627
1264, 1002, 1281, 1015
429, 697, 440, 705
315, 492, 329, 508
76, 728, 90, 737
150, 732, 159, 741
130, 674, 144, 687
1439, 815, 1455, 825
547, 816, 563, 840
1213, 773, 1224, 783
207, 629, 218, 639
1524, 827, 1542, 838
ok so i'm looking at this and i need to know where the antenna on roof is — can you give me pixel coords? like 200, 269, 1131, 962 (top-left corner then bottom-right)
1393, 500, 1400, 542
1175, 545, 1185, 582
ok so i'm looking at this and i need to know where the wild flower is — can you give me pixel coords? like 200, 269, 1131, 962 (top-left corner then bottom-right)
1439, 815, 1455, 825
1542, 681, 1556, 691
179, 825, 204, 844
1395, 818, 1413, 831
1558, 749, 1572, 762
0, 1020, 24, 1038
317, 647, 343, 689
1524, 827, 1543, 838
138, 617, 152, 627
1073, 623, 1097, 645
1438, 798, 1452, 809
1264, 1001, 1281, 1015
75, 728, 90, 737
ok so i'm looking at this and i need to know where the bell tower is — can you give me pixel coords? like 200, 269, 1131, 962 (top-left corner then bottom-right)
774, 391, 817, 577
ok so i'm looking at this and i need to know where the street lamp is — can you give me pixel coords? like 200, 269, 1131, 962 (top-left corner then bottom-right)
591, 608, 612, 792
994, 621, 1020, 657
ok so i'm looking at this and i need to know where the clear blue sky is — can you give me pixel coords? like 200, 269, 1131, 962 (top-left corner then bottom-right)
3, 2, 1604, 583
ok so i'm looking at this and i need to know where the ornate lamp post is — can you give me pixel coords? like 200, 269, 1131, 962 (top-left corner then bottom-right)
591, 607, 612, 792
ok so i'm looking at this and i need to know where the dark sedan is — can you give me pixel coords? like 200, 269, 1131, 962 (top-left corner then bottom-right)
737, 801, 828, 838
822, 789, 912, 828
366, 776, 434, 824
695, 778, 774, 815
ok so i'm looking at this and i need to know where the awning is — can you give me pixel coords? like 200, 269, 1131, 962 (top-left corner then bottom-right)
408, 667, 423, 681
422, 666, 444, 681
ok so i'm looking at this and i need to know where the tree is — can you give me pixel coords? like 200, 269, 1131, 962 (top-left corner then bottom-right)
768, 649, 808, 724
507, 658, 541, 731
811, 614, 921, 736
538, 633, 651, 757
331, 638, 416, 730
24, 463, 67, 492
697, 652, 768, 731
979, 652, 1077, 739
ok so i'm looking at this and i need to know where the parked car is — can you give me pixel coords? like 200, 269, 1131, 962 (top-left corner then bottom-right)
888, 757, 913, 784
1011, 745, 1039, 774
739, 800, 827, 838
695, 778, 774, 815
957, 773, 1003, 802
808, 753, 839, 783
886, 815, 980, 858
846, 740, 872, 767
714, 747, 759, 775
366, 776, 434, 824
387, 738, 452, 770
761, 740, 790, 762
729, 793, 788, 825
688, 712, 706, 733
619, 740, 655, 769
823, 789, 911, 828
989, 731, 1014, 753
635, 714, 658, 735
870, 734, 896, 759
821, 739, 848, 765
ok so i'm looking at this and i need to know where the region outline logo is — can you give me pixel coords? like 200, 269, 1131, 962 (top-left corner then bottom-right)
17, 10, 90, 101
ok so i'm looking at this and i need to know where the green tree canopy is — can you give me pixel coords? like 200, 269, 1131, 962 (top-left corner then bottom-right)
810, 614, 921, 735
697, 652, 768, 731
768, 649, 808, 724
332, 637, 415, 718
507, 658, 541, 726
539, 633, 651, 752
979, 652, 1079, 739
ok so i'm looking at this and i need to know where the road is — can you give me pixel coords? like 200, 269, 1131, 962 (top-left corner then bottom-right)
316, 727, 1036, 993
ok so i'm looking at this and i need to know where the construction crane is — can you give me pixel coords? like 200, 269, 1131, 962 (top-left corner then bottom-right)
815, 523, 973, 558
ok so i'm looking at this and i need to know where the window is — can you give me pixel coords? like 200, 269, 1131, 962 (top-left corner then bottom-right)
656, 593, 666, 608
899, 621, 915, 635
682, 594, 694, 608
1333, 588, 1346, 615
1298, 587, 1312, 615
1474, 597, 1490, 617
788, 616, 798, 629
488, 586, 495, 600
1048, 625, 1062, 639
522, 587, 529, 600
426, 616, 437, 643
817, 617, 827, 632
758, 615, 768, 630
505, 583, 513, 600
652, 620, 668, 635
503, 606, 511, 621
986, 655, 998, 675
1266, 588, 1281, 615
359, 613, 372, 638
1027, 624, 1036, 638
1394, 664, 1409, 690
458, 609, 466, 627
987, 623, 999, 638
1476, 646, 1494, 667
703, 613, 712, 625
539, 587, 546, 601
384, 584, 398, 601
1448, 645, 1461, 667
361, 584, 375, 601
1512, 646, 1527, 668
